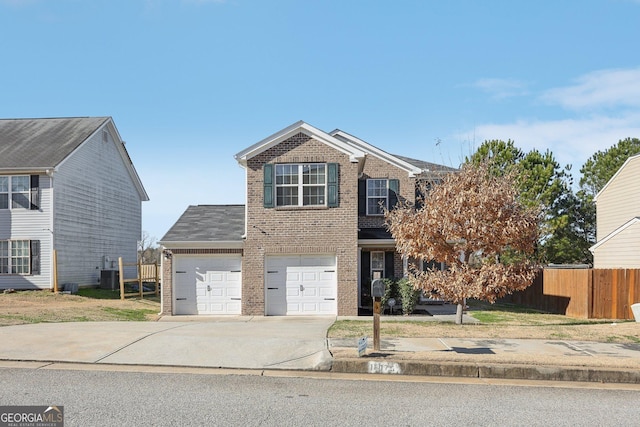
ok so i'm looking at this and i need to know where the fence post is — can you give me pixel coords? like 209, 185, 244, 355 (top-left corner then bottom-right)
138, 259, 143, 299
119, 257, 125, 300
587, 269, 594, 318
154, 262, 159, 297
52, 249, 58, 293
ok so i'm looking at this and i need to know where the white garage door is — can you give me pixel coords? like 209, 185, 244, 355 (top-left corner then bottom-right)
265, 255, 337, 316
173, 255, 242, 315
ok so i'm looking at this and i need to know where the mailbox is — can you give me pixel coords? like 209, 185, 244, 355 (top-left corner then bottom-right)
371, 278, 386, 298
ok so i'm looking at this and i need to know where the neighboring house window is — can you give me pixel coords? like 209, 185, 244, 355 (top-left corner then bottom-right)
264, 163, 339, 209
0, 175, 39, 210
0, 240, 34, 275
363, 178, 399, 216
0, 177, 7, 209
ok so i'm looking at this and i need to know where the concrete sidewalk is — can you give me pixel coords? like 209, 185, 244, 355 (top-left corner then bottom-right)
329, 336, 640, 383
0, 315, 638, 384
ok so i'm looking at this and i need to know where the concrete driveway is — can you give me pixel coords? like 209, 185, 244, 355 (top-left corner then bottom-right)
0, 316, 335, 370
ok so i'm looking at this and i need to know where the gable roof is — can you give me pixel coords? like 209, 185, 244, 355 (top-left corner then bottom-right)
0, 117, 149, 201
0, 117, 110, 170
589, 217, 640, 252
235, 121, 365, 166
594, 153, 640, 202
160, 205, 245, 248
235, 121, 453, 177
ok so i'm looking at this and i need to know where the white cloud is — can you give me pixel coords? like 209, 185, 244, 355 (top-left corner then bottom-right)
455, 112, 640, 172
471, 78, 529, 99
456, 67, 640, 177
541, 67, 640, 110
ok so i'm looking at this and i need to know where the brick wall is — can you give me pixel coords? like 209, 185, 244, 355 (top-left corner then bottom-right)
358, 155, 416, 229
244, 133, 359, 315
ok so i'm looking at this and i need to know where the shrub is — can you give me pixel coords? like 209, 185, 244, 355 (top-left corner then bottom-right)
380, 278, 398, 311
397, 277, 421, 315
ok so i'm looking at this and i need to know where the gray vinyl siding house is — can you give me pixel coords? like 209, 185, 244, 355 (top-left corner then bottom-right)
0, 117, 149, 290
591, 154, 640, 268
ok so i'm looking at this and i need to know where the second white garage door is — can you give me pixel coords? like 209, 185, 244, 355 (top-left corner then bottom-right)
265, 255, 337, 316
173, 255, 242, 315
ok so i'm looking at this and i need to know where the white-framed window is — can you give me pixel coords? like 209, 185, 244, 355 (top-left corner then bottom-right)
0, 240, 30, 275
0, 177, 7, 209
371, 251, 385, 279
0, 175, 30, 210
367, 179, 388, 215
275, 164, 326, 207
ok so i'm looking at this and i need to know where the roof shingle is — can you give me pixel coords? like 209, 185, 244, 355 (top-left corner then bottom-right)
161, 205, 245, 242
0, 117, 110, 169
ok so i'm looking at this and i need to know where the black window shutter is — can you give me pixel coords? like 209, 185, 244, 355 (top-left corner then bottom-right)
327, 163, 339, 207
30, 175, 40, 210
358, 180, 366, 215
361, 251, 371, 287
388, 179, 399, 210
30, 240, 40, 275
415, 182, 424, 210
385, 251, 395, 279
263, 164, 274, 208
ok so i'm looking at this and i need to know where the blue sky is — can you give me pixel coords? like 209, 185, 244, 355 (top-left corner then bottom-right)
2, 0, 640, 242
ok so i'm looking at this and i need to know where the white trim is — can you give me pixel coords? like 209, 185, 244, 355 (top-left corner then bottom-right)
0, 168, 52, 174
366, 178, 389, 216
589, 217, 640, 252
330, 129, 423, 176
358, 239, 396, 248
235, 121, 365, 166
594, 153, 640, 202
159, 241, 244, 250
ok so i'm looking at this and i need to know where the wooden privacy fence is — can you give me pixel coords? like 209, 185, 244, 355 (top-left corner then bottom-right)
118, 257, 160, 300
502, 268, 640, 320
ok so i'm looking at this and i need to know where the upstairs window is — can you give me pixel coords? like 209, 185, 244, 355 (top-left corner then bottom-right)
367, 179, 388, 216
276, 164, 326, 207
0, 175, 40, 210
0, 177, 7, 209
265, 163, 339, 208
359, 178, 399, 216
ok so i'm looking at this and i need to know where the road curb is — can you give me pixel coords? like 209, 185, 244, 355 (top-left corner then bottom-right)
331, 358, 640, 384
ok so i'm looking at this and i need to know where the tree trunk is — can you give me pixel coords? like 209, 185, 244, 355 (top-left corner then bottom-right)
455, 303, 464, 324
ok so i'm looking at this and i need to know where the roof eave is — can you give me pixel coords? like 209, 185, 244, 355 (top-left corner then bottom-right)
330, 130, 422, 176
589, 217, 640, 252
0, 167, 55, 175
594, 153, 640, 202
159, 240, 244, 250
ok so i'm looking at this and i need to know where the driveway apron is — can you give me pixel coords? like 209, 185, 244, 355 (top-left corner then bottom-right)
0, 316, 335, 371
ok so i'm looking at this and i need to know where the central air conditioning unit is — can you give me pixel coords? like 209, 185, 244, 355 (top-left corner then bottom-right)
100, 269, 120, 291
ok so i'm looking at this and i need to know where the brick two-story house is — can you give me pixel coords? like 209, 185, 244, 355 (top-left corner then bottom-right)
160, 121, 455, 316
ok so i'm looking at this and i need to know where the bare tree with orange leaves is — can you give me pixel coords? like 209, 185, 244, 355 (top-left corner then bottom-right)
385, 161, 540, 324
